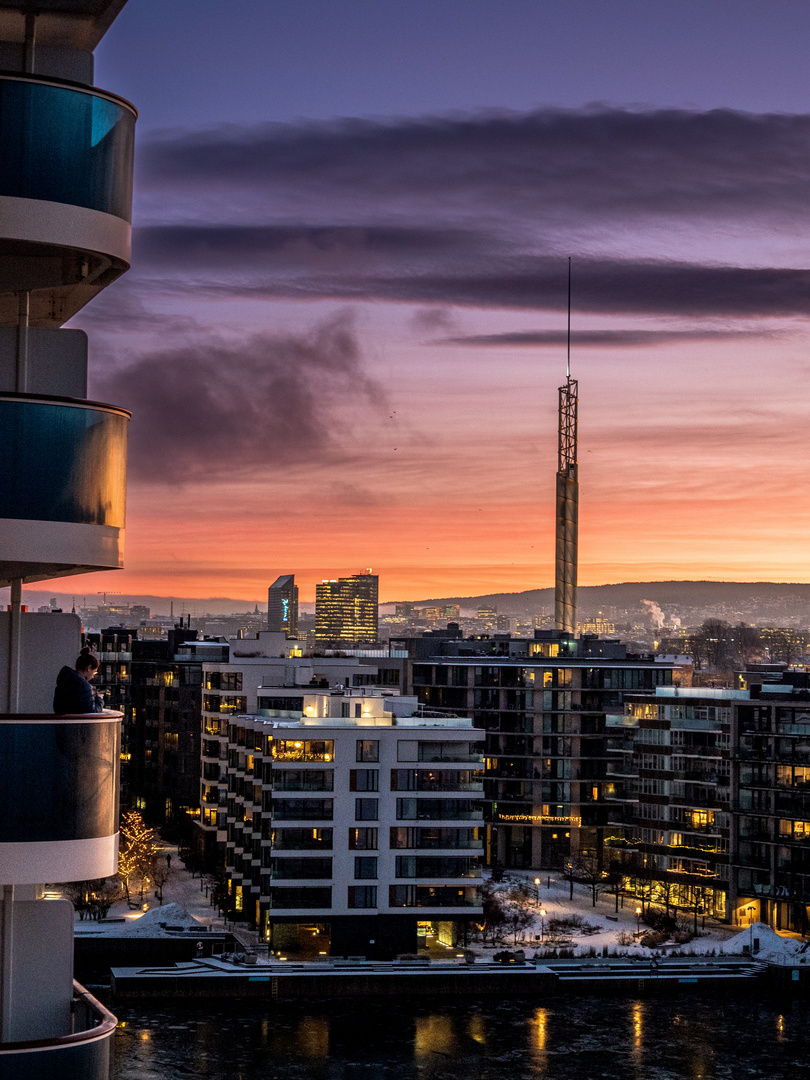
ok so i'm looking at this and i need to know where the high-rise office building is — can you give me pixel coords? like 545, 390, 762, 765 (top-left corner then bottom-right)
0, 2, 136, 1072
315, 571, 379, 647
268, 573, 298, 637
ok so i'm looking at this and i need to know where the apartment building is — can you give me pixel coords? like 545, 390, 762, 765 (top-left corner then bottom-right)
396, 629, 676, 870
605, 673, 810, 935
603, 687, 733, 920
218, 689, 484, 958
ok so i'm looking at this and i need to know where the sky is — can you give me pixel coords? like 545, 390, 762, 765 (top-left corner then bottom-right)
43, 0, 810, 604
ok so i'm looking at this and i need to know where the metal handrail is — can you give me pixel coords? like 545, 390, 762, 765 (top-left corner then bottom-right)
0, 981, 117, 1053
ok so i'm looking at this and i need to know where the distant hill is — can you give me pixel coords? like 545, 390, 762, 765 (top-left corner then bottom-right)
387, 581, 810, 621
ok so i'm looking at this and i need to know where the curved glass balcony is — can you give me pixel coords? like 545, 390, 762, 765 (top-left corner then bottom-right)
0, 75, 135, 222
0, 980, 116, 1080
0, 395, 128, 528
0, 712, 121, 884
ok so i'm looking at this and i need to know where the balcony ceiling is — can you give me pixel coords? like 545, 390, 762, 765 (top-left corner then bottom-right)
0, 1, 127, 50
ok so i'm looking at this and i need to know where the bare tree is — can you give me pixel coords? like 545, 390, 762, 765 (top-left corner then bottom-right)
562, 857, 584, 900
766, 630, 801, 665
578, 856, 604, 907
151, 858, 170, 904
477, 879, 508, 944
64, 878, 120, 920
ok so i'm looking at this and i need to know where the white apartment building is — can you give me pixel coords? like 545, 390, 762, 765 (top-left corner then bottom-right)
220, 689, 484, 959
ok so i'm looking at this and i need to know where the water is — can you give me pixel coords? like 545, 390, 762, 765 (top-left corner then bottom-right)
111, 991, 810, 1080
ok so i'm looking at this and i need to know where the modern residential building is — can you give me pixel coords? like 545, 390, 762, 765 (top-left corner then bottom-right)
217, 689, 484, 958
0, 1, 135, 1072
268, 573, 298, 637
603, 671, 810, 935
603, 686, 733, 921
732, 676, 810, 934
395, 629, 677, 871
315, 570, 379, 647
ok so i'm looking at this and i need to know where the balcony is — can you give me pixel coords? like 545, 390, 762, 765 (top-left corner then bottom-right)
0, 981, 116, 1078
0, 711, 121, 883
0, 73, 136, 325
0, 395, 129, 585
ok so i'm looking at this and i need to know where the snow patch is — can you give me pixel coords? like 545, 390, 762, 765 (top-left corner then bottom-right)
720, 922, 803, 962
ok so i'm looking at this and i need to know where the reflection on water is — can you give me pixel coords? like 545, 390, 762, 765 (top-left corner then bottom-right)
111, 992, 810, 1080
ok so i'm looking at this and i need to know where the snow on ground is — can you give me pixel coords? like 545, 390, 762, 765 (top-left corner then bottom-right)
475, 871, 755, 959
67, 848, 807, 958
72, 844, 228, 938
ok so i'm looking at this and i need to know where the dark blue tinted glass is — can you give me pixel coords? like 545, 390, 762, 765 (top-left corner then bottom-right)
0, 78, 134, 220
0, 720, 119, 842
0, 400, 128, 526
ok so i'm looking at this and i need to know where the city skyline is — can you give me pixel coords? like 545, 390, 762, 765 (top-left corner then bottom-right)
22, 0, 810, 603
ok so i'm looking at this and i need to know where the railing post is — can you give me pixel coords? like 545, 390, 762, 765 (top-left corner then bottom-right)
5, 579, 21, 714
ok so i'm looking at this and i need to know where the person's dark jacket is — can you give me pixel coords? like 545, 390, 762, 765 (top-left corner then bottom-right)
53, 666, 103, 714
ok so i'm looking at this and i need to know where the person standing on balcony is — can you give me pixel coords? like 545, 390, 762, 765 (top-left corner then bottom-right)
53, 647, 105, 714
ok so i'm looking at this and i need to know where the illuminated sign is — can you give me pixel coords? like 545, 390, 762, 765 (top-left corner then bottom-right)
281, 598, 290, 624
495, 813, 582, 826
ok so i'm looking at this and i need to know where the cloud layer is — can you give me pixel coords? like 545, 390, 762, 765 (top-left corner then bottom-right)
139, 107, 810, 227
93, 316, 383, 483
127, 106, 810, 319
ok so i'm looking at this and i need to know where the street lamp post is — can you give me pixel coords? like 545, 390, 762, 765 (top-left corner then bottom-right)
636, 905, 642, 936
534, 877, 541, 906
540, 907, 546, 943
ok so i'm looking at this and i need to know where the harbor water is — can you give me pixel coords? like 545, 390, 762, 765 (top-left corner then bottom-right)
111, 990, 810, 1079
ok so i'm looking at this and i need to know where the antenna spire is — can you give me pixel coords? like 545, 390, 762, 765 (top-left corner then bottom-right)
567, 255, 571, 379
555, 255, 578, 635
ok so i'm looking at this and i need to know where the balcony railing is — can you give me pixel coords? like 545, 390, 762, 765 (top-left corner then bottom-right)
0, 981, 116, 1077
0, 711, 121, 882
0, 395, 130, 583
0, 74, 135, 221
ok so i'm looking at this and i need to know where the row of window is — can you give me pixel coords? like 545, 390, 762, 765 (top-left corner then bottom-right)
266, 855, 476, 879
268, 827, 481, 850
268, 799, 483, 821
256, 768, 483, 793
227, 736, 481, 764
267, 886, 477, 909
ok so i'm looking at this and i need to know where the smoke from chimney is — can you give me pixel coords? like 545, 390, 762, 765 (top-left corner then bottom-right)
642, 599, 666, 630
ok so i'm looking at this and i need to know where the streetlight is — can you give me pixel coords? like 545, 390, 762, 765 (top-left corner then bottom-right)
539, 908, 546, 943
635, 905, 642, 936
534, 877, 541, 906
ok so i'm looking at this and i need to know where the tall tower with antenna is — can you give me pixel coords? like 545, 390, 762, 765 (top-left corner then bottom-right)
555, 258, 578, 634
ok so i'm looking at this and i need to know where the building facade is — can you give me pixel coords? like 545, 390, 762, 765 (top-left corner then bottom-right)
315, 571, 379, 647
603, 673, 810, 935
732, 680, 810, 934
217, 690, 484, 958
396, 629, 676, 871
603, 687, 733, 920
194, 637, 381, 866
267, 573, 298, 637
